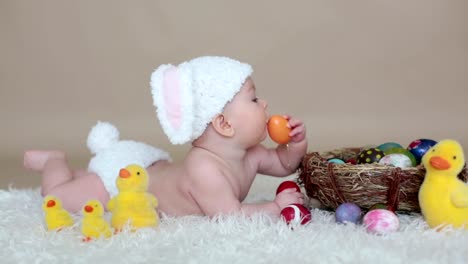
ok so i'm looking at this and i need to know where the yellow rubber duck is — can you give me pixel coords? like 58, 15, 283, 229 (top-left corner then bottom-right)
419, 139, 468, 229
42, 195, 74, 231
107, 164, 159, 231
81, 199, 112, 241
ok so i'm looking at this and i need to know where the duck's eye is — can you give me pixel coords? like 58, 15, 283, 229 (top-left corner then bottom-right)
137, 172, 140, 175
453, 156, 457, 160
432, 149, 436, 152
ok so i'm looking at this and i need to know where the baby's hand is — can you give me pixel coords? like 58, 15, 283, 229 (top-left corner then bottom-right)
284, 115, 306, 143
274, 188, 304, 210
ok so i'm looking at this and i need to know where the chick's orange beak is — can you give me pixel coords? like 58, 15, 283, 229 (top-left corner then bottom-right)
84, 205, 93, 213
119, 168, 131, 178
429, 156, 451, 170
47, 200, 56, 208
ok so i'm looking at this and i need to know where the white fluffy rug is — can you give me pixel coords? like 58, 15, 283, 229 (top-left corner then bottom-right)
1, 174, 468, 264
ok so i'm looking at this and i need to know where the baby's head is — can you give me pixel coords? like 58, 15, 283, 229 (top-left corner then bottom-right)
151, 56, 267, 145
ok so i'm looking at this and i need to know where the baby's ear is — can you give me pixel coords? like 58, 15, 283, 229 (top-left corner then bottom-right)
211, 114, 235, 138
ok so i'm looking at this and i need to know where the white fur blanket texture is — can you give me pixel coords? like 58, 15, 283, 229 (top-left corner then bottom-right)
1, 175, 467, 264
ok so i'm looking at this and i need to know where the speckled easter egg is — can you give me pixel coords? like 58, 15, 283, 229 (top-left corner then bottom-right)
357, 148, 385, 164
384, 147, 417, 167
280, 204, 312, 225
335, 203, 362, 224
328, 158, 345, 164
378, 153, 413, 168
377, 142, 403, 153
407, 139, 437, 165
363, 209, 399, 234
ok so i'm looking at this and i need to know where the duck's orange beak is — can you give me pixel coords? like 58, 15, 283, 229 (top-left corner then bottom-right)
429, 156, 451, 170
47, 200, 56, 208
84, 205, 93, 213
119, 168, 131, 178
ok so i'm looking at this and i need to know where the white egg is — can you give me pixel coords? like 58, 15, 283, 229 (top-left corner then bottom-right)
378, 153, 413, 168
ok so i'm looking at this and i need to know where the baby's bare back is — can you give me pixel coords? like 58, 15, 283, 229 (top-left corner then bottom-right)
146, 148, 259, 216
146, 160, 200, 216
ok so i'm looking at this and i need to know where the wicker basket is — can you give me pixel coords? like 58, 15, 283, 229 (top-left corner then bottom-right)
297, 148, 468, 212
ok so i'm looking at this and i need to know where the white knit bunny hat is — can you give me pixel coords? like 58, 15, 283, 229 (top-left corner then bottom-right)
150, 56, 253, 145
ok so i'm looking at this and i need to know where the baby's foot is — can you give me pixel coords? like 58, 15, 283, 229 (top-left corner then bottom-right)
23, 150, 66, 172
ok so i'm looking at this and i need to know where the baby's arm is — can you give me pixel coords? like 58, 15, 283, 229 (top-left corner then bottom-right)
254, 115, 308, 176
242, 188, 303, 216
188, 165, 301, 217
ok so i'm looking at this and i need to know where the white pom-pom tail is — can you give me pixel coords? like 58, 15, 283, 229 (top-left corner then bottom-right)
87, 121, 120, 155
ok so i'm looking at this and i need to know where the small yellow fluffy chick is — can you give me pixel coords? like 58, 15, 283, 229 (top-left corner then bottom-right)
419, 139, 468, 229
42, 195, 74, 231
107, 164, 159, 231
81, 199, 112, 241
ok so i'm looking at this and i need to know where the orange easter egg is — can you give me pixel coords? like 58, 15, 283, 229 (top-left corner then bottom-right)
267, 115, 291, 144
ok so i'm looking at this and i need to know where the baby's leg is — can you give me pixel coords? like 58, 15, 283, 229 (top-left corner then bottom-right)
24, 150, 72, 194
73, 169, 91, 178
24, 150, 109, 213
46, 173, 110, 213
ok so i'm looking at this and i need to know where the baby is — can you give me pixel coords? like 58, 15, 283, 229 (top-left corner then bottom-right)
24, 56, 307, 217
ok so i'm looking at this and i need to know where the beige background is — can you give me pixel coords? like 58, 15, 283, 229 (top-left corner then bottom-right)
1, 0, 467, 189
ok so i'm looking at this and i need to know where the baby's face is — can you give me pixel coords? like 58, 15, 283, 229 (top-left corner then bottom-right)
223, 77, 269, 146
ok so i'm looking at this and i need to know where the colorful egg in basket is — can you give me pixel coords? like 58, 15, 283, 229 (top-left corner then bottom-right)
384, 147, 417, 167
356, 148, 385, 164
377, 142, 403, 153
407, 139, 437, 165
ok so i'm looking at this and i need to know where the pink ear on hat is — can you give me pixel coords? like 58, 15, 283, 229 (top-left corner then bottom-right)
151, 63, 194, 145
162, 66, 182, 130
